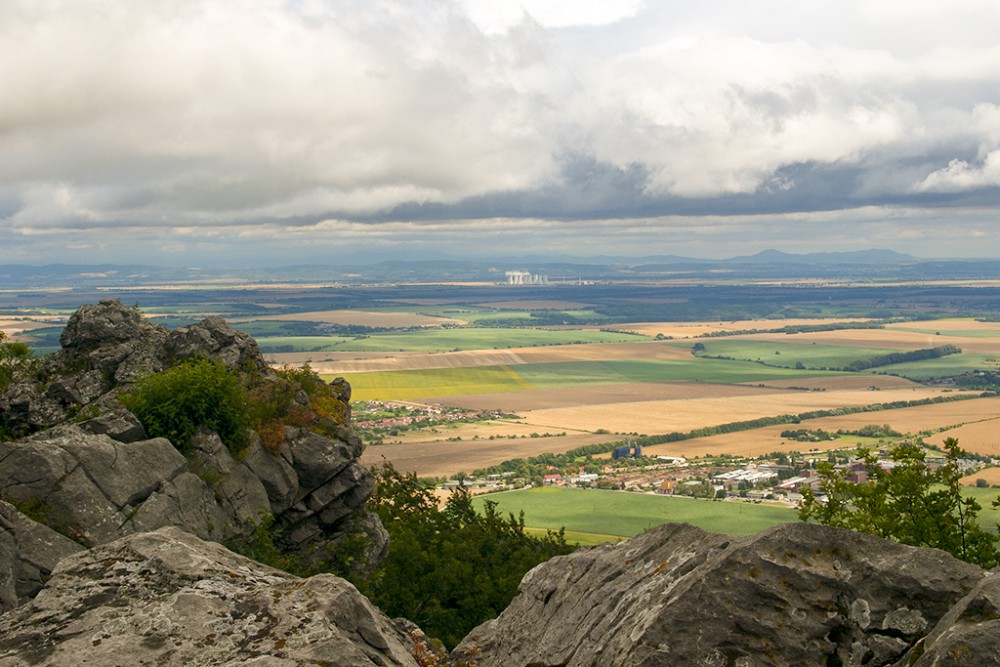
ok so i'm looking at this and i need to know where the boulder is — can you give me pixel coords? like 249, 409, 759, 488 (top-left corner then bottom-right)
0, 501, 83, 613
0, 527, 420, 666
164, 316, 270, 374
452, 522, 985, 667
77, 408, 147, 442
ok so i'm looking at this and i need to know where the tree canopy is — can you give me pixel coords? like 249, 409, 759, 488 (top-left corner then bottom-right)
358, 463, 572, 649
799, 438, 999, 568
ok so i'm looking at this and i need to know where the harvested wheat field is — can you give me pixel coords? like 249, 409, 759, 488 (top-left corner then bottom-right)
639, 425, 849, 460
961, 467, 1000, 486
237, 309, 463, 327
0, 319, 59, 336
637, 395, 1000, 460
515, 387, 954, 435
792, 396, 1000, 440
735, 328, 961, 350
925, 417, 1000, 456
387, 419, 586, 445
424, 381, 791, 412
616, 318, 871, 338
360, 432, 613, 478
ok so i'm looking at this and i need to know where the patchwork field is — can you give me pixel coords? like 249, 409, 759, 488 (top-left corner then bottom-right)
331, 315, 1000, 476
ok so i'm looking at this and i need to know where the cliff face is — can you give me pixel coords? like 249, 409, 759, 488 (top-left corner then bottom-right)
0, 300, 387, 611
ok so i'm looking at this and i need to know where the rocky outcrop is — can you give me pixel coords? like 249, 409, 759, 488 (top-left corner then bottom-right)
0, 300, 387, 603
0, 501, 83, 613
452, 521, 988, 667
0, 526, 420, 666
0, 300, 271, 438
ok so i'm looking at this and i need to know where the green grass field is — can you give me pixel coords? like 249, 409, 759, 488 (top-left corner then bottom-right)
334, 357, 845, 400
516, 358, 845, 388
961, 486, 1000, 530
475, 486, 797, 539
285, 327, 640, 353
872, 353, 998, 380
337, 365, 534, 400
687, 339, 993, 381
690, 340, 910, 370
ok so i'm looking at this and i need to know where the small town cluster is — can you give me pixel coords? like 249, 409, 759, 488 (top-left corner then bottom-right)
354, 401, 515, 445
446, 445, 988, 507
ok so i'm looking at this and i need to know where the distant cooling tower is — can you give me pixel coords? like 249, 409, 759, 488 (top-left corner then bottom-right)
505, 271, 548, 285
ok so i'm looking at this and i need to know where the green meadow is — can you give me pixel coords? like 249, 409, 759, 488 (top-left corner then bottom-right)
474, 486, 797, 539
690, 339, 908, 369
688, 339, 993, 381
515, 358, 844, 387
340, 366, 533, 401
261, 327, 639, 353
872, 353, 998, 380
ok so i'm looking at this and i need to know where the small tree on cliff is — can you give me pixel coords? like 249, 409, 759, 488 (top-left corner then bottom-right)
799, 438, 999, 568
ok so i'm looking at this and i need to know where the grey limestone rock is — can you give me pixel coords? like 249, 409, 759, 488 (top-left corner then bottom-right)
77, 407, 147, 442
128, 471, 232, 540
241, 436, 299, 514
164, 315, 270, 374
452, 521, 985, 667
0, 299, 388, 601
0, 526, 420, 667
0, 501, 83, 613
188, 430, 271, 528
894, 572, 1000, 666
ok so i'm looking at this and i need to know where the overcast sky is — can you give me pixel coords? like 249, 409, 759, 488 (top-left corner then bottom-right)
2, 0, 1000, 267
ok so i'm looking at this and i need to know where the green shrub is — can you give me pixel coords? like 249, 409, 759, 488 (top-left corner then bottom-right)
120, 357, 249, 455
